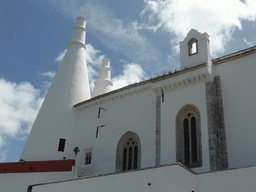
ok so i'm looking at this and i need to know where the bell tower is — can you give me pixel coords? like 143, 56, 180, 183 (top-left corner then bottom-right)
180, 29, 211, 71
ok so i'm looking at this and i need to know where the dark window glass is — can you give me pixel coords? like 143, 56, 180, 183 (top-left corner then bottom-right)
191, 117, 197, 163
58, 138, 66, 152
122, 148, 127, 171
184, 118, 190, 165
128, 147, 133, 170
86, 156, 89, 165
89, 155, 91, 164
85, 152, 92, 165
134, 146, 138, 169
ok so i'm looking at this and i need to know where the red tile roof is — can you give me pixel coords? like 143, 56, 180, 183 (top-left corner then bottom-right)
0, 159, 75, 173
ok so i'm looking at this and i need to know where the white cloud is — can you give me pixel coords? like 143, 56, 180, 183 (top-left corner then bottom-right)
43, 1, 161, 65
141, 0, 256, 56
53, 44, 147, 92
41, 71, 56, 79
55, 49, 67, 62
243, 38, 253, 47
0, 151, 7, 162
112, 63, 147, 90
0, 79, 44, 149
86, 44, 105, 67
85, 44, 106, 92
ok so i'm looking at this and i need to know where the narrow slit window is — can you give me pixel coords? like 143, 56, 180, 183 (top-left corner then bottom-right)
128, 147, 133, 170
58, 138, 66, 152
191, 117, 197, 163
134, 146, 138, 169
122, 148, 127, 171
184, 118, 190, 165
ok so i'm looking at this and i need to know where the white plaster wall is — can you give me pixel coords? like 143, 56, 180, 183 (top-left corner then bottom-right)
31, 164, 197, 192
215, 53, 256, 169
74, 86, 156, 175
0, 171, 73, 192
161, 82, 210, 173
197, 166, 256, 191
29, 165, 256, 192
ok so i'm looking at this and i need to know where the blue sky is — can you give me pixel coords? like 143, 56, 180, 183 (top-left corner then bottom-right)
1, 0, 256, 162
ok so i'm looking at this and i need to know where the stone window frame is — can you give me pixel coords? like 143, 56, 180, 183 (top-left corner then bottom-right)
83, 148, 93, 165
176, 104, 202, 168
188, 38, 198, 56
115, 131, 141, 172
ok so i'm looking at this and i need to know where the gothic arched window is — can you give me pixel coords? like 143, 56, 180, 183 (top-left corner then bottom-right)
116, 131, 141, 172
176, 104, 202, 168
188, 38, 198, 56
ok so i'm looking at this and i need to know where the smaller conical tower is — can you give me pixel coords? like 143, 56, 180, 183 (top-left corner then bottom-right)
92, 59, 113, 97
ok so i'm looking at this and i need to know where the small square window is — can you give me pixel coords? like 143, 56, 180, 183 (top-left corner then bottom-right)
85, 152, 92, 165
58, 138, 66, 152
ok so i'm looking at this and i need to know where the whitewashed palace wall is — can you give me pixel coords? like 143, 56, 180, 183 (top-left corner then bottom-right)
1, 171, 73, 192
215, 53, 256, 169
75, 83, 156, 175
30, 164, 256, 192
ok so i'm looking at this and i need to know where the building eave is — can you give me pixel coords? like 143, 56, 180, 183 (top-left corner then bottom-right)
212, 45, 256, 65
75, 45, 256, 108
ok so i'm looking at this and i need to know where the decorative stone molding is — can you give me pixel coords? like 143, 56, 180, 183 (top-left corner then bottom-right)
155, 95, 161, 166
75, 85, 152, 111
153, 72, 210, 96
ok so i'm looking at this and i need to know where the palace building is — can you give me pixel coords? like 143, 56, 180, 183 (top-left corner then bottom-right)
1, 17, 256, 192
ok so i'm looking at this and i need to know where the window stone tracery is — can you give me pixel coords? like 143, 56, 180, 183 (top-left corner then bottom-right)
176, 104, 202, 168
116, 132, 141, 172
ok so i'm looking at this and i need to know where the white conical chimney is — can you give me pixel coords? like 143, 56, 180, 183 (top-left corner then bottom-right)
92, 58, 113, 97
20, 17, 90, 161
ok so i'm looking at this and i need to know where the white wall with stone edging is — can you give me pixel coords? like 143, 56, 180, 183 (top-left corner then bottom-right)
0, 171, 73, 192
29, 164, 256, 192
161, 81, 210, 173
215, 53, 256, 169
74, 84, 156, 175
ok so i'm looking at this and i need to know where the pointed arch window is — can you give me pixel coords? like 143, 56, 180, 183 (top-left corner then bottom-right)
122, 137, 139, 171
116, 132, 141, 172
176, 104, 202, 168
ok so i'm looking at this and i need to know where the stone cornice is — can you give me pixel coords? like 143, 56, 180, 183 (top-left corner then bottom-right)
75, 65, 211, 110
212, 45, 256, 65
75, 85, 152, 111
153, 72, 210, 96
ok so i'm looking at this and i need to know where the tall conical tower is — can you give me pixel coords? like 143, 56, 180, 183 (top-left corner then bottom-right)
20, 17, 90, 161
92, 58, 113, 97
